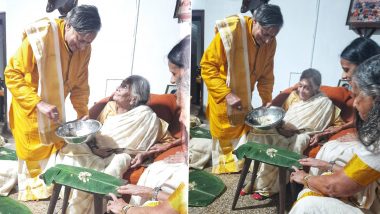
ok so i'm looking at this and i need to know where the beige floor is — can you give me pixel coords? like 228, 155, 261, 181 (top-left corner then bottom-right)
188, 106, 295, 214
188, 164, 297, 214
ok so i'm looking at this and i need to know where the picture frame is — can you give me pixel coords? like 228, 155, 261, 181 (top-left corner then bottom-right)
338, 79, 352, 90
173, 0, 191, 23
346, 0, 380, 28
165, 84, 177, 94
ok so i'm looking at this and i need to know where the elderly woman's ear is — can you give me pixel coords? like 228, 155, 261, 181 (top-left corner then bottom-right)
129, 96, 138, 106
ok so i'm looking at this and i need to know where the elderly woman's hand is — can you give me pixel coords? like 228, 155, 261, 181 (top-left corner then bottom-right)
149, 143, 172, 153
117, 184, 153, 199
107, 193, 128, 214
130, 150, 156, 168
309, 132, 330, 146
289, 166, 308, 185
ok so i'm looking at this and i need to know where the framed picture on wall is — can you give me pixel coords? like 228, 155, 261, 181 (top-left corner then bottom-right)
338, 79, 352, 90
165, 84, 177, 94
346, 0, 380, 28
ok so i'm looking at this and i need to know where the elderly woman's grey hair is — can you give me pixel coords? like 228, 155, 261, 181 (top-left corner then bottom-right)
123, 75, 150, 108
252, 4, 283, 28
300, 68, 322, 88
353, 54, 380, 151
65, 5, 101, 34
352, 54, 380, 99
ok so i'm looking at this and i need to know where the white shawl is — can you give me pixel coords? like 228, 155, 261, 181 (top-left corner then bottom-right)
96, 104, 167, 154
283, 92, 335, 133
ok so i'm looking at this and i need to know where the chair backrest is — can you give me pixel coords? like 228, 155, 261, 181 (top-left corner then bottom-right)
271, 85, 354, 123
88, 93, 181, 138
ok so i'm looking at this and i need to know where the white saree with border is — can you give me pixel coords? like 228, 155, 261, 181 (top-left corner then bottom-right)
53, 103, 168, 214
247, 92, 337, 196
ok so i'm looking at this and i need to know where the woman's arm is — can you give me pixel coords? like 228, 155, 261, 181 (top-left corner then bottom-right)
130, 150, 156, 168
149, 132, 180, 154
117, 184, 170, 201
298, 158, 343, 172
290, 167, 364, 197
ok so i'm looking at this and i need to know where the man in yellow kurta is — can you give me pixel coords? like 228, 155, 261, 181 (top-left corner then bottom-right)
200, 4, 283, 174
4, 5, 101, 201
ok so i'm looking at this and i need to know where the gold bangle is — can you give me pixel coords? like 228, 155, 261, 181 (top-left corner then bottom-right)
303, 175, 313, 189
121, 204, 134, 214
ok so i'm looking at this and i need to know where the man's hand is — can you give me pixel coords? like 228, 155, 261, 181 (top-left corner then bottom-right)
226, 92, 243, 110
91, 147, 114, 158
276, 126, 298, 138
37, 101, 60, 122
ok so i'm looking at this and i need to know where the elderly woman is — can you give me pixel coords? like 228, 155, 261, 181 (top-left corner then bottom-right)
106, 36, 190, 214
289, 54, 380, 214
242, 68, 344, 200
54, 75, 175, 214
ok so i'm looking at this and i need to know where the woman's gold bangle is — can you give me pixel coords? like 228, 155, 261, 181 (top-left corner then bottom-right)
121, 204, 134, 214
303, 175, 313, 189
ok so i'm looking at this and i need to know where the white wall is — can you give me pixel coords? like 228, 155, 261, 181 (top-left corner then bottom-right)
193, 0, 380, 108
1, 0, 189, 121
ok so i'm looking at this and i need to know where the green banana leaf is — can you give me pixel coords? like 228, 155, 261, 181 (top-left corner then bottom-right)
0, 147, 17, 161
190, 127, 212, 139
189, 170, 226, 207
234, 142, 302, 169
0, 196, 32, 214
41, 164, 124, 196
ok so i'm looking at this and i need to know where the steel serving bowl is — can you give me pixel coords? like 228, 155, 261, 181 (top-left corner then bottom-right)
56, 119, 102, 144
245, 106, 285, 130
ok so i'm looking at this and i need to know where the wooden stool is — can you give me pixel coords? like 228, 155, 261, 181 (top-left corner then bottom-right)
231, 142, 302, 214
42, 164, 124, 214
47, 182, 105, 214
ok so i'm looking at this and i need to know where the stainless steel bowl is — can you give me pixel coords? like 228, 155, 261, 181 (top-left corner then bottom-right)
245, 106, 285, 130
56, 119, 102, 144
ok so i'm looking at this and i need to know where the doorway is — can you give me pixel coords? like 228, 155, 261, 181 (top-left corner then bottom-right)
191, 10, 204, 116
0, 12, 8, 132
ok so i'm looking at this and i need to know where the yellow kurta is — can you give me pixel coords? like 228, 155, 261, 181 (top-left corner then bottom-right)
200, 15, 276, 173
5, 19, 91, 162
201, 15, 276, 140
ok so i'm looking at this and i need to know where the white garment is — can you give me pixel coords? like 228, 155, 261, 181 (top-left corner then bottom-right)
130, 160, 188, 206
189, 138, 212, 169
310, 139, 360, 176
211, 134, 247, 174
52, 104, 167, 214
0, 160, 18, 196
290, 190, 364, 214
248, 92, 336, 196
18, 159, 53, 201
